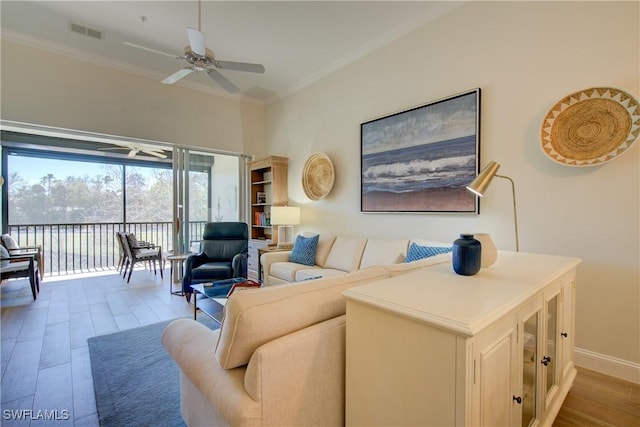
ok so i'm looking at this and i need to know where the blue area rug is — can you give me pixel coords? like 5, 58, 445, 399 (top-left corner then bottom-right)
88, 317, 218, 427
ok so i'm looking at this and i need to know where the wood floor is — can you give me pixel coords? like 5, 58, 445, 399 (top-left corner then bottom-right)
1, 270, 639, 426
554, 367, 640, 426
1, 268, 192, 426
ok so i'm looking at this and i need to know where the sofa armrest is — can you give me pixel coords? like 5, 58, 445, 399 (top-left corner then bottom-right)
260, 250, 291, 285
161, 319, 261, 426
162, 319, 223, 375
243, 315, 346, 426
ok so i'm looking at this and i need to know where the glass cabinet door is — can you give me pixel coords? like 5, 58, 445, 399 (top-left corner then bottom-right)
545, 295, 559, 397
522, 311, 538, 427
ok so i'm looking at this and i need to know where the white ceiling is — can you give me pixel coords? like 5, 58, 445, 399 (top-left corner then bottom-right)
1, 1, 462, 103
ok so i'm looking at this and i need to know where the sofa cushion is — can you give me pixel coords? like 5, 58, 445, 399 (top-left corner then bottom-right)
270, 262, 319, 282
289, 234, 319, 266
360, 238, 409, 269
323, 237, 367, 272
406, 242, 452, 262
298, 233, 337, 267
294, 269, 324, 282
215, 266, 391, 369
191, 261, 233, 281
294, 268, 346, 282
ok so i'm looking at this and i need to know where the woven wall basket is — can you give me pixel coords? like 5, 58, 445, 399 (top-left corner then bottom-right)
302, 153, 335, 200
540, 87, 640, 166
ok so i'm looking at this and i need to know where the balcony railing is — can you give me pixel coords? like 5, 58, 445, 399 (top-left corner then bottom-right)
5, 221, 208, 276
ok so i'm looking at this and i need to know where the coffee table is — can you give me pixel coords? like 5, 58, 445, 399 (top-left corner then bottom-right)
191, 277, 247, 323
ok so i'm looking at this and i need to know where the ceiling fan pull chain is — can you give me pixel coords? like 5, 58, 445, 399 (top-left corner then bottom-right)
198, 0, 202, 32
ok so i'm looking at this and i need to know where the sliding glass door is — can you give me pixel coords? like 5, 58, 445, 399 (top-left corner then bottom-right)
1, 125, 248, 274
172, 148, 246, 255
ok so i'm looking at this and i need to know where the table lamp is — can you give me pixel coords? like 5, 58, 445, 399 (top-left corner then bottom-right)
270, 206, 300, 249
466, 161, 520, 251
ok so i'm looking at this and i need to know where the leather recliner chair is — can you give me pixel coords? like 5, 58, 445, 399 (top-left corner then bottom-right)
182, 222, 248, 301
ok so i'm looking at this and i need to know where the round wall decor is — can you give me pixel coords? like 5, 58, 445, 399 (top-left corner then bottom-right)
540, 87, 640, 166
302, 153, 335, 200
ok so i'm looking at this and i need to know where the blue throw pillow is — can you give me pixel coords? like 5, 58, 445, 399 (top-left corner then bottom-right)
405, 243, 452, 263
289, 234, 319, 266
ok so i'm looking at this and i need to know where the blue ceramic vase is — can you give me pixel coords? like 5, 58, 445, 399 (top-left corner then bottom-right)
452, 234, 482, 276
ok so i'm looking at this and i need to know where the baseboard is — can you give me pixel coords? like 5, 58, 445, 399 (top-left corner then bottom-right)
575, 347, 640, 384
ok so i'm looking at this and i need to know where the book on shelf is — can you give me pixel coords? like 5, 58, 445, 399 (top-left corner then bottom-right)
254, 211, 271, 226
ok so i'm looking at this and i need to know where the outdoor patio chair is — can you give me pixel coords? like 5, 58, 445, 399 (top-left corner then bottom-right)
116, 231, 158, 275
1, 234, 44, 280
115, 231, 128, 274
1, 246, 40, 300
121, 232, 163, 283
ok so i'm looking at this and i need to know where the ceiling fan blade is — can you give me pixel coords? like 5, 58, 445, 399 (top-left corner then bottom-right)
214, 60, 265, 74
186, 27, 206, 56
127, 149, 138, 158
141, 149, 168, 159
161, 67, 194, 84
206, 69, 239, 93
97, 147, 125, 151
123, 42, 179, 59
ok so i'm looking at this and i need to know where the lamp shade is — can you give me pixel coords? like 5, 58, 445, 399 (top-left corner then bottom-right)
466, 161, 501, 197
270, 206, 300, 225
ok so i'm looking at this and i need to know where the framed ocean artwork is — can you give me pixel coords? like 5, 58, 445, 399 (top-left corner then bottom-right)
360, 88, 481, 213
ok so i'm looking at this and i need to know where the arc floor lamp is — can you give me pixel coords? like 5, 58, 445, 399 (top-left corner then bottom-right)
466, 161, 520, 252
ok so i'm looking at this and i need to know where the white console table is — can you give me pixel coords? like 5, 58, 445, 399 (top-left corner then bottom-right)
344, 251, 580, 427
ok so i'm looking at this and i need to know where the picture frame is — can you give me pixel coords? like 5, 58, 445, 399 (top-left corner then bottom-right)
360, 88, 481, 214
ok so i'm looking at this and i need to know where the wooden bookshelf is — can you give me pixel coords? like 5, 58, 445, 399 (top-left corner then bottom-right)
247, 156, 288, 279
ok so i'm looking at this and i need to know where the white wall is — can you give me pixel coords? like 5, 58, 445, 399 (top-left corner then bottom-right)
265, 1, 639, 368
0, 40, 264, 155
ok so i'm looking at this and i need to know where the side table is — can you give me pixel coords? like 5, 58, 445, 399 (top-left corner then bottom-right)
257, 246, 290, 282
165, 252, 193, 295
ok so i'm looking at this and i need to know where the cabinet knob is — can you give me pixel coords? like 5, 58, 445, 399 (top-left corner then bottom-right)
513, 396, 522, 404
561, 332, 568, 338
541, 356, 552, 366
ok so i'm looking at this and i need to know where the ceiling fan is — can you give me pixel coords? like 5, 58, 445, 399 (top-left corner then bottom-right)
99, 141, 167, 159
123, 0, 265, 93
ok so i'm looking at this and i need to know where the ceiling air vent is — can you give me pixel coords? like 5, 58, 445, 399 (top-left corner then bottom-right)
69, 22, 103, 40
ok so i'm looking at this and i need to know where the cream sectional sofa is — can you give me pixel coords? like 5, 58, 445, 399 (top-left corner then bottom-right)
161, 252, 451, 427
261, 234, 451, 285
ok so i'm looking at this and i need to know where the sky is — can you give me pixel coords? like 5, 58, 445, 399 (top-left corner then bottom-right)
8, 155, 156, 185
